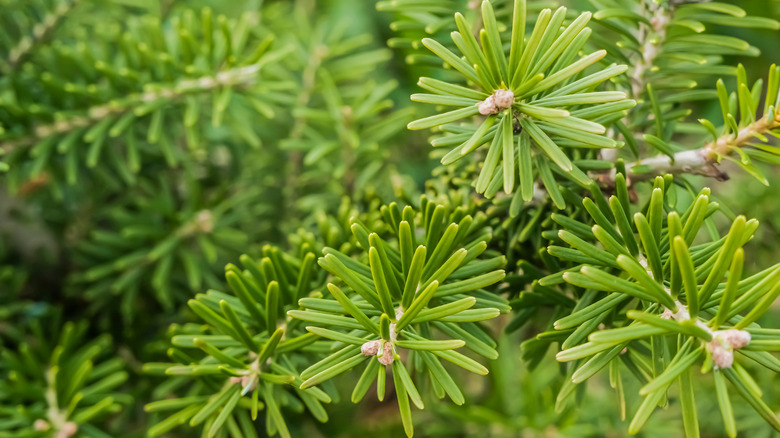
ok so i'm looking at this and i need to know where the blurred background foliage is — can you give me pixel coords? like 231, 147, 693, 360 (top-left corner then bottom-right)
0, 0, 779, 437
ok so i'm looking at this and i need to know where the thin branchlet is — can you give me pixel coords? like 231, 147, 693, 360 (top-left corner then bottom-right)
0, 64, 264, 153
600, 108, 780, 186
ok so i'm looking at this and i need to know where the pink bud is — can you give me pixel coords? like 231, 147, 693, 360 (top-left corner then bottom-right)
477, 89, 515, 115
720, 329, 751, 349
707, 329, 750, 369
492, 89, 514, 109
708, 343, 734, 369
477, 96, 498, 115
361, 340, 381, 356
377, 342, 394, 366
55, 422, 78, 438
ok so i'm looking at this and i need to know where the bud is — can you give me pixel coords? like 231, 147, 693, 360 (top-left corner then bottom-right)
361, 340, 381, 356
477, 96, 498, 115
708, 342, 734, 369
707, 329, 751, 369
477, 89, 514, 115
492, 89, 514, 109
55, 422, 78, 438
719, 329, 751, 349
377, 342, 394, 366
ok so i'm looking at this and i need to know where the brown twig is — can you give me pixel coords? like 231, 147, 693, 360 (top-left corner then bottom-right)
598, 111, 780, 186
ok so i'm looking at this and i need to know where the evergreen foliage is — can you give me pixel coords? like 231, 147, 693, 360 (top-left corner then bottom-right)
2, 0, 780, 437
0, 309, 129, 438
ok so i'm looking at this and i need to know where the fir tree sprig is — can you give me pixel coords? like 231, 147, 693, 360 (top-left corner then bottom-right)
261, 7, 416, 218
546, 174, 780, 436
612, 65, 780, 186
590, 0, 780, 189
279, 73, 414, 211
377, 0, 552, 68
68, 177, 260, 315
0, 7, 287, 186
408, 0, 634, 202
0, 314, 129, 438
291, 198, 509, 437
591, 0, 779, 100
0, 0, 81, 73
144, 242, 329, 438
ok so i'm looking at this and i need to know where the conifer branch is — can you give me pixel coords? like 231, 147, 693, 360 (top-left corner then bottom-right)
621, 111, 780, 185
0, 63, 264, 153
284, 42, 328, 213
630, 2, 668, 98
2, 0, 80, 72
4, 1, 780, 438
599, 64, 780, 187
